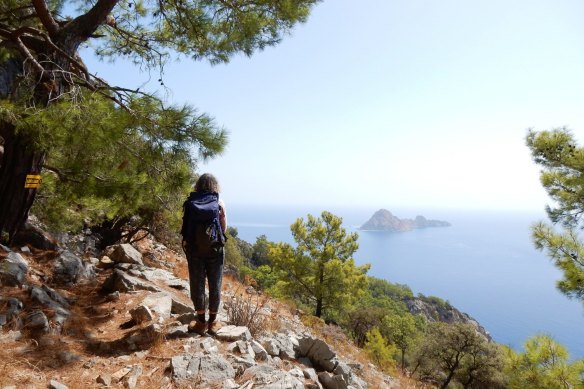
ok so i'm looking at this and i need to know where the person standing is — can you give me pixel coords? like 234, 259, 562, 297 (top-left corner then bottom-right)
181, 173, 227, 336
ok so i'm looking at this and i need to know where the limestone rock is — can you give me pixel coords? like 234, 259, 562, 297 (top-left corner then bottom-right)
123, 364, 142, 389
109, 244, 143, 265
130, 305, 153, 324
23, 310, 49, 332
12, 219, 58, 251
101, 269, 160, 294
53, 251, 95, 284
240, 365, 304, 389
318, 371, 348, 389
140, 292, 172, 319
0, 252, 28, 287
215, 325, 252, 342
170, 353, 235, 384
298, 336, 336, 371
171, 299, 195, 315
0, 297, 23, 322
262, 333, 299, 360
96, 374, 111, 386
49, 380, 68, 389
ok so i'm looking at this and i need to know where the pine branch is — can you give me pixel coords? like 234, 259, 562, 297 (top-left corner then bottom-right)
31, 0, 59, 36
60, 0, 119, 42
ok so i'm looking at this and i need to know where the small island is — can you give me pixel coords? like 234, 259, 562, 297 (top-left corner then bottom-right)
360, 209, 451, 232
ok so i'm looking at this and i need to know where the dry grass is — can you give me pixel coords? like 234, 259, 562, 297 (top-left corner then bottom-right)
224, 285, 270, 337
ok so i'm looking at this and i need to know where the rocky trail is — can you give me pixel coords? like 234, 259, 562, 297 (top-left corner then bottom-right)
0, 220, 400, 389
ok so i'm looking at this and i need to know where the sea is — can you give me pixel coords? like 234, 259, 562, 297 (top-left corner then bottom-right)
227, 205, 584, 359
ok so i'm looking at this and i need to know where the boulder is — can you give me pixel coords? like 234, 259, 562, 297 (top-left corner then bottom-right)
12, 218, 59, 251
0, 297, 23, 321
23, 310, 49, 332
109, 244, 143, 265
318, 372, 348, 389
171, 299, 195, 315
0, 252, 28, 287
239, 365, 304, 389
53, 251, 95, 284
298, 336, 337, 371
262, 333, 299, 360
129, 305, 154, 324
215, 325, 252, 342
250, 340, 268, 361
140, 292, 172, 319
101, 269, 160, 294
170, 353, 235, 384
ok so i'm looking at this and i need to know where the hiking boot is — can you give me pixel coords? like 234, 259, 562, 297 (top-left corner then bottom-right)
207, 320, 221, 337
188, 320, 208, 336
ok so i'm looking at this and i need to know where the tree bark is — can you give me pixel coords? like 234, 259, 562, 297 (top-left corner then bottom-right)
315, 298, 322, 318
0, 124, 45, 243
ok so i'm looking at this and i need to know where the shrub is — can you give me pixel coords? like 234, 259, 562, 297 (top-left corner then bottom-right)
224, 287, 269, 336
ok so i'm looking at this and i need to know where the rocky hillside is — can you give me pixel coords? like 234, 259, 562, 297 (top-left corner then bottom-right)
0, 218, 401, 389
405, 297, 491, 341
360, 210, 450, 232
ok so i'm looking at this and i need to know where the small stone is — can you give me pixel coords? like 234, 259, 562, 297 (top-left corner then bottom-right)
48, 380, 68, 389
111, 367, 131, 382
96, 374, 111, 386
58, 351, 81, 364
130, 305, 153, 324
106, 291, 120, 302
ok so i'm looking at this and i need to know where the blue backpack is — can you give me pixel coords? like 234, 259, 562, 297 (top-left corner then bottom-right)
181, 192, 225, 257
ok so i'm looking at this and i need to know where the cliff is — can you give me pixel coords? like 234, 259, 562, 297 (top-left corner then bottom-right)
405, 296, 491, 341
360, 209, 451, 231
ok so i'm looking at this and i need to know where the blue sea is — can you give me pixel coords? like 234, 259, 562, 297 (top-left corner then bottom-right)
228, 205, 584, 359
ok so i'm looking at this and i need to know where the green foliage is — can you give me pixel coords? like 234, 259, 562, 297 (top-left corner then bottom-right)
368, 276, 414, 300
269, 211, 370, 319
411, 323, 505, 389
250, 234, 272, 267
527, 128, 584, 302
224, 231, 246, 269
504, 334, 584, 389
417, 294, 453, 311
345, 306, 387, 347
17, 94, 226, 238
364, 327, 397, 373
87, 0, 321, 67
227, 227, 253, 260
380, 314, 417, 372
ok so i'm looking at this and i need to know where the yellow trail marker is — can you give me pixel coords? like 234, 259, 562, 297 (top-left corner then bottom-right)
25, 174, 42, 189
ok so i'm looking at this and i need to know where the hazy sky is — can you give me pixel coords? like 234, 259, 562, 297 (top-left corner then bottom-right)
86, 0, 584, 211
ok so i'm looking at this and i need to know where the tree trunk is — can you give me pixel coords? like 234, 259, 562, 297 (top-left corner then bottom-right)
440, 366, 457, 389
315, 298, 323, 318
0, 125, 45, 244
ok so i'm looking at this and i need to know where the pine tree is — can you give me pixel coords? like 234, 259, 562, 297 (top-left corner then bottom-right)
0, 0, 320, 242
526, 128, 584, 301
504, 334, 584, 389
269, 211, 370, 319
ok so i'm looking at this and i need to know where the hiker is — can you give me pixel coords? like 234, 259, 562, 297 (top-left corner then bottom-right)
181, 173, 227, 336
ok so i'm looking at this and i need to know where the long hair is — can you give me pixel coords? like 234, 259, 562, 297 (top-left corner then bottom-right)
194, 173, 220, 193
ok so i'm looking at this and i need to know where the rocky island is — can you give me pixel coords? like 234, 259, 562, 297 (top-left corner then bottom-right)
360, 209, 451, 231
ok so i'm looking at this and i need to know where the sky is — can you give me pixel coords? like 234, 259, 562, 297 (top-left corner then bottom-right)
85, 0, 584, 211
